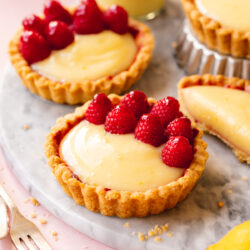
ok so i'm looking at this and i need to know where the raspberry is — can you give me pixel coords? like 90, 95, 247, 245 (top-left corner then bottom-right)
20, 30, 51, 64
45, 21, 74, 50
85, 93, 112, 125
165, 117, 193, 143
73, 0, 105, 34
134, 113, 165, 147
103, 5, 129, 34
44, 0, 73, 24
176, 111, 184, 118
120, 91, 150, 119
161, 136, 193, 168
22, 15, 46, 35
150, 97, 180, 128
128, 26, 139, 38
105, 105, 137, 134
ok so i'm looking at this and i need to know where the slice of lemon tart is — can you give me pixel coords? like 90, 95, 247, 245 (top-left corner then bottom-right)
178, 74, 250, 164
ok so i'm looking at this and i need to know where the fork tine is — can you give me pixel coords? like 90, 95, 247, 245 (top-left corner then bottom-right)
22, 235, 37, 250
10, 234, 26, 250
30, 232, 52, 250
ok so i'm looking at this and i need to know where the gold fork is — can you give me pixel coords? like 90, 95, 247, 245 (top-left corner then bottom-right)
0, 184, 52, 250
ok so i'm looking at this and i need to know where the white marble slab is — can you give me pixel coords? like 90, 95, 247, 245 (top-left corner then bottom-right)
0, 1, 250, 249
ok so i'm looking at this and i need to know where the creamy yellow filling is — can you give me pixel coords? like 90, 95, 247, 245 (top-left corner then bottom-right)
96, 0, 164, 17
60, 120, 184, 192
32, 31, 137, 82
181, 86, 250, 155
207, 221, 250, 250
196, 0, 250, 32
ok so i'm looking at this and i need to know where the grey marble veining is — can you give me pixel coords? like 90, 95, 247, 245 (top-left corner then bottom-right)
0, 1, 250, 249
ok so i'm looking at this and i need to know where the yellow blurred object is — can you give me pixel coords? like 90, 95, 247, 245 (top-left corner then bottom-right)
207, 221, 250, 250
96, 0, 164, 20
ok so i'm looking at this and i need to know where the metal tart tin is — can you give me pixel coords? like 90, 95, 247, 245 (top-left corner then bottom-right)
174, 20, 250, 79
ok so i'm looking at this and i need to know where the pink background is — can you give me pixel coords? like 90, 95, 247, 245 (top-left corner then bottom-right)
0, 1, 112, 249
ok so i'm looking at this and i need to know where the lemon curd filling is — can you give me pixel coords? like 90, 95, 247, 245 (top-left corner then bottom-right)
180, 86, 250, 155
196, 0, 250, 32
60, 120, 184, 192
32, 31, 137, 83
96, 0, 164, 18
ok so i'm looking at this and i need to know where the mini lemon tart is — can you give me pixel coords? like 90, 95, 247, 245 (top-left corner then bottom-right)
207, 221, 250, 250
178, 74, 250, 164
45, 91, 208, 218
182, 0, 250, 58
9, 1, 154, 105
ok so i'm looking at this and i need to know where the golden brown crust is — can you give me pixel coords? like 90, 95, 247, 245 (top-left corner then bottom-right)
178, 74, 250, 164
8, 19, 154, 105
44, 94, 208, 218
182, 0, 250, 58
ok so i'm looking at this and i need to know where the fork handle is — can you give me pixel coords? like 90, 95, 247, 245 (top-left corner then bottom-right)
0, 184, 16, 211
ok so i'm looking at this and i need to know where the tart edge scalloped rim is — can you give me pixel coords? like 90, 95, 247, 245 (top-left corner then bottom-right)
178, 73, 250, 164
8, 18, 154, 105
182, 0, 250, 59
44, 93, 208, 218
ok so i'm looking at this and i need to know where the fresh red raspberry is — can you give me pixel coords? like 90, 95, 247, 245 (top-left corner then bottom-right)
134, 113, 165, 147
120, 91, 150, 119
128, 26, 139, 38
104, 105, 137, 134
161, 136, 193, 168
22, 15, 46, 35
165, 117, 193, 143
150, 97, 180, 128
45, 21, 74, 50
85, 93, 112, 125
103, 5, 129, 34
176, 111, 184, 118
19, 30, 51, 64
73, 0, 105, 34
44, 0, 73, 24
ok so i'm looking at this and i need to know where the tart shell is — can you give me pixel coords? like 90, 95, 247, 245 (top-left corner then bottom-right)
178, 74, 250, 164
182, 0, 250, 58
9, 19, 154, 105
45, 94, 208, 218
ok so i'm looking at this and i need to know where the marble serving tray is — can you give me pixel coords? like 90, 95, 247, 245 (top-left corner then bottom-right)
0, 1, 250, 249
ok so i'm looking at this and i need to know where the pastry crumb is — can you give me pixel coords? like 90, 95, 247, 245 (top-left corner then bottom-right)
148, 230, 155, 237
227, 189, 233, 194
82, 246, 88, 249
23, 124, 30, 130
138, 232, 145, 242
172, 42, 177, 49
154, 236, 162, 242
29, 197, 40, 206
31, 212, 37, 219
39, 218, 47, 224
217, 201, 224, 208
123, 222, 130, 228
242, 176, 247, 181
168, 233, 173, 237
161, 224, 169, 232
51, 231, 58, 237
134, 223, 170, 242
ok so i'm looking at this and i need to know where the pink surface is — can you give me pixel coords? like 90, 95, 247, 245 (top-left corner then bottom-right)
0, 1, 112, 249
